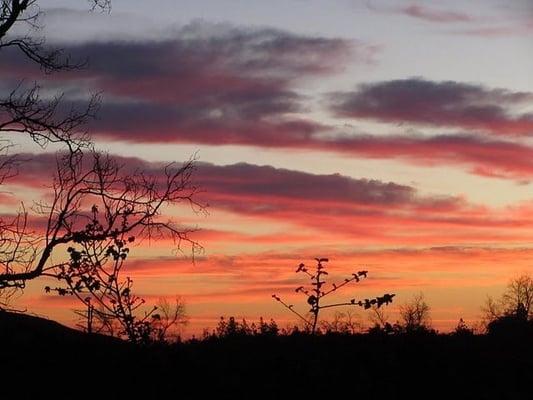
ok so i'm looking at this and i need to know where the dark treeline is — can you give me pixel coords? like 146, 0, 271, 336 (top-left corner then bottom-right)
1, 310, 532, 400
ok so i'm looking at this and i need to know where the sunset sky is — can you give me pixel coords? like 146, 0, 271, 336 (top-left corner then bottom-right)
6, 0, 533, 334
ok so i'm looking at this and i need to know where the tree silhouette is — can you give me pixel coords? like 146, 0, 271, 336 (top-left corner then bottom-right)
320, 310, 361, 334
73, 286, 188, 344
0, 150, 202, 310
500, 274, 533, 318
482, 274, 533, 335
0, 1, 110, 151
39, 159, 198, 344
483, 274, 533, 322
0, 1, 116, 308
272, 258, 395, 333
367, 303, 395, 334
151, 297, 189, 342
398, 292, 432, 332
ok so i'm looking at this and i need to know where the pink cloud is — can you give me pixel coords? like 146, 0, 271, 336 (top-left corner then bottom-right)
7, 152, 533, 247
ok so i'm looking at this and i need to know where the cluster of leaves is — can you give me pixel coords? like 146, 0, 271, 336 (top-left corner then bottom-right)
273, 258, 395, 333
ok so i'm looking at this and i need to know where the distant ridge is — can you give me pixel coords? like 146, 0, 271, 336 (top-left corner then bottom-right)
0, 310, 122, 347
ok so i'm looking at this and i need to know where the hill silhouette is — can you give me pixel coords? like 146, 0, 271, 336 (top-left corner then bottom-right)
0, 310, 121, 345
1, 311, 532, 400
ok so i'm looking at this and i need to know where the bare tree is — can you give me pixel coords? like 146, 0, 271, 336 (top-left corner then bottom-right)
272, 258, 395, 334
0, 150, 202, 294
1, 1, 110, 47
482, 274, 533, 326
501, 274, 533, 318
398, 292, 432, 332
481, 296, 503, 325
320, 310, 361, 334
25, 150, 201, 343
0, 1, 109, 152
0, 1, 115, 304
75, 300, 118, 336
151, 297, 189, 342
368, 303, 390, 328
1, 1, 75, 71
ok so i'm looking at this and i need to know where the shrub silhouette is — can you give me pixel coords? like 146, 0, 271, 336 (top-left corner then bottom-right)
272, 258, 395, 333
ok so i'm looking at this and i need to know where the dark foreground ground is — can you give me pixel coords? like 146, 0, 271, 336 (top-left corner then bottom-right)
1, 311, 532, 400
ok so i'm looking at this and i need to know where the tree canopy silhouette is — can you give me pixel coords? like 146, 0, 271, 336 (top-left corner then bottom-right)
398, 292, 433, 333
0, 150, 202, 302
483, 274, 533, 335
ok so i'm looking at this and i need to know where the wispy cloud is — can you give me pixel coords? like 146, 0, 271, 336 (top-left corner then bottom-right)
366, 1, 533, 37
366, 1, 476, 24
319, 134, 533, 182
400, 4, 474, 23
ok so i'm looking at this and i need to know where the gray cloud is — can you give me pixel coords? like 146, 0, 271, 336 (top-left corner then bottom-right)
329, 78, 533, 135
